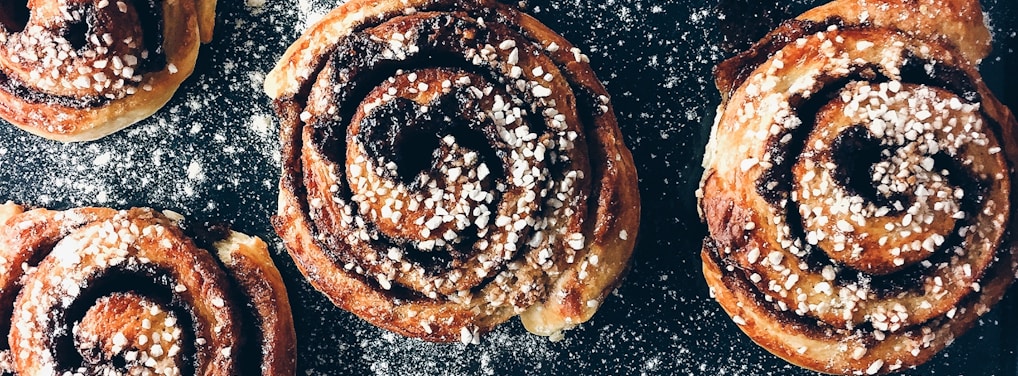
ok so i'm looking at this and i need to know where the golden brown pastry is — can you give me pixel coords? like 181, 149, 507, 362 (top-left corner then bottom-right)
699, 0, 1018, 374
264, 0, 639, 342
0, 0, 216, 142
0, 203, 295, 375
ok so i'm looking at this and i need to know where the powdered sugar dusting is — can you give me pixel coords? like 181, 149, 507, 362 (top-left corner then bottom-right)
296, 0, 338, 32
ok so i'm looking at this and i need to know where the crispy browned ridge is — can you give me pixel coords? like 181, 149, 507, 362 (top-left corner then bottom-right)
0, 0, 216, 142
0, 203, 295, 375
265, 0, 640, 342
699, 0, 1018, 374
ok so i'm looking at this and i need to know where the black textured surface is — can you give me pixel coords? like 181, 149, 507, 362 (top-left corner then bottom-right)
0, 0, 1016, 374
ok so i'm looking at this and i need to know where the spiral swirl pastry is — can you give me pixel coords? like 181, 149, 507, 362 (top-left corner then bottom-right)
264, 0, 639, 342
0, 0, 216, 142
698, 0, 1018, 373
0, 203, 296, 375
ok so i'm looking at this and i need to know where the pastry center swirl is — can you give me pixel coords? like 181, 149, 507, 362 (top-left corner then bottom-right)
72, 293, 186, 374
793, 81, 993, 274
0, 0, 166, 106
349, 70, 532, 257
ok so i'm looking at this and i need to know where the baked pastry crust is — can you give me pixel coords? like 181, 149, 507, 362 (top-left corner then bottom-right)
265, 0, 639, 342
0, 203, 295, 375
699, 0, 1018, 374
0, 0, 216, 142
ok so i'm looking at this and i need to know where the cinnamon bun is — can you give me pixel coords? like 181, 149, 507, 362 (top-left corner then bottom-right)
0, 0, 216, 142
0, 203, 295, 375
699, 0, 1018, 373
265, 0, 639, 342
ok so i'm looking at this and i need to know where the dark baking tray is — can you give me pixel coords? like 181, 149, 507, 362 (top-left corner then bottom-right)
1, 0, 1015, 374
